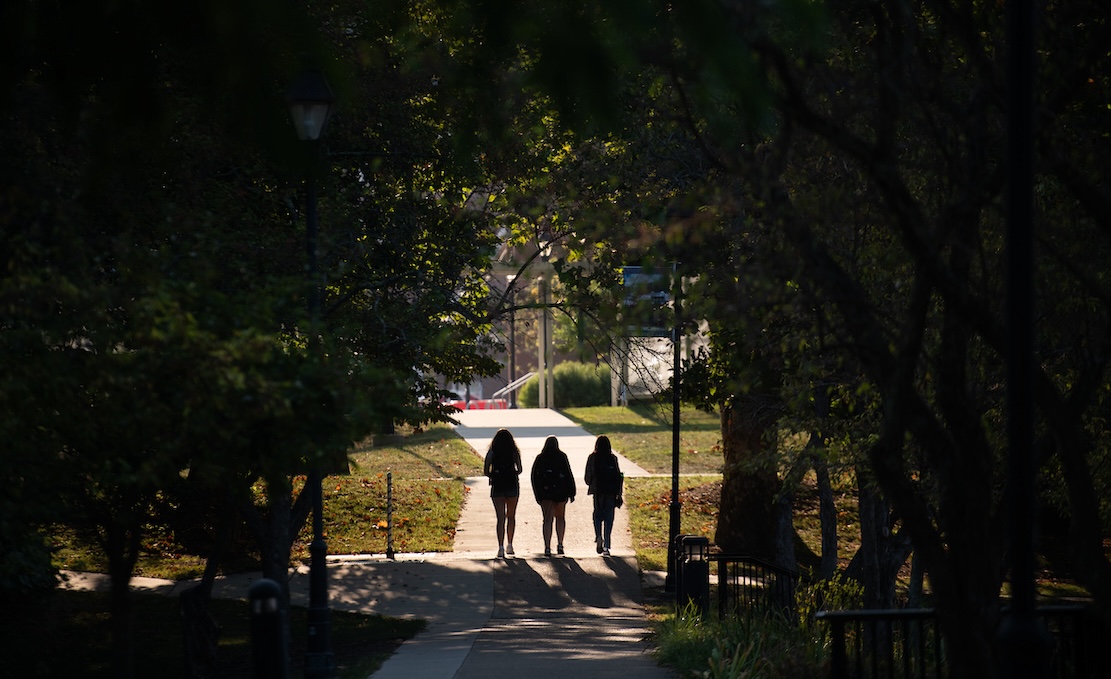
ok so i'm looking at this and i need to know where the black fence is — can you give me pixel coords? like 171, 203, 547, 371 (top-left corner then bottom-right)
814, 605, 1104, 679
670, 541, 1104, 679
672, 537, 804, 620
1026, 605, 1103, 679
710, 553, 803, 619
815, 608, 943, 679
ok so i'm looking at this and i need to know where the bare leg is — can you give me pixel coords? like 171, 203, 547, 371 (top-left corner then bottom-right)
492, 496, 507, 548
541, 499, 554, 550
553, 501, 567, 546
505, 495, 518, 548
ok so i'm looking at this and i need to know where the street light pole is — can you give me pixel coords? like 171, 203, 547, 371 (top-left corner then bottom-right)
507, 275, 517, 409
287, 70, 336, 679
665, 262, 681, 592
997, 0, 1050, 675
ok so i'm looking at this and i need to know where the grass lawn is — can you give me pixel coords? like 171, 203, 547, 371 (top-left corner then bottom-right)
562, 404, 725, 573
626, 475, 721, 572
562, 403, 723, 474
41, 422, 476, 678
312, 422, 482, 558
52, 423, 482, 579
37, 407, 1094, 677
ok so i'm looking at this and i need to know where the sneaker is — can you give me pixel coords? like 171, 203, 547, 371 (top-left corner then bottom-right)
497, 547, 505, 559
557, 545, 565, 555
506, 544, 514, 556
602, 549, 611, 557
595, 536, 603, 554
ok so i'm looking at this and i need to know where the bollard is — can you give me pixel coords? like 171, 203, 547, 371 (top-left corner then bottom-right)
386, 471, 396, 559
249, 578, 289, 679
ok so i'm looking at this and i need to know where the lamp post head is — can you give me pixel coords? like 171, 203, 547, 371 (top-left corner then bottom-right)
286, 71, 335, 141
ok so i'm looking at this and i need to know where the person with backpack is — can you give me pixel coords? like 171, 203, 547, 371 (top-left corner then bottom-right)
584, 434, 623, 556
530, 436, 576, 556
484, 428, 523, 558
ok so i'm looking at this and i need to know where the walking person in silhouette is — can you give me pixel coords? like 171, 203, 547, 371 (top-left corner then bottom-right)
584, 435, 623, 556
484, 428, 523, 558
531, 436, 576, 556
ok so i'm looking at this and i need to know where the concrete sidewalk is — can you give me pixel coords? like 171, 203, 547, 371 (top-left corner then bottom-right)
450, 408, 651, 559
60, 409, 675, 678
371, 408, 672, 678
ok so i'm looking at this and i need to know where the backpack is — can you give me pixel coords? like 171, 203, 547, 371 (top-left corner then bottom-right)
594, 454, 622, 495
537, 464, 562, 497
488, 457, 514, 483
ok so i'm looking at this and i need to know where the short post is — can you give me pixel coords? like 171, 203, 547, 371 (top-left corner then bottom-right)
249, 578, 289, 679
827, 614, 848, 679
386, 471, 396, 559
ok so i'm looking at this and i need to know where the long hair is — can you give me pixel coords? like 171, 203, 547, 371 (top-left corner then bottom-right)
486, 428, 520, 469
593, 434, 613, 457
540, 436, 561, 457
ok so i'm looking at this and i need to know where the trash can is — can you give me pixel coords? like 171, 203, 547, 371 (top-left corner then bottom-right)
677, 535, 710, 617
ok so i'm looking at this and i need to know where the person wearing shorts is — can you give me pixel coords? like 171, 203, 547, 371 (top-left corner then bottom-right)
484, 428, 523, 558
530, 436, 576, 556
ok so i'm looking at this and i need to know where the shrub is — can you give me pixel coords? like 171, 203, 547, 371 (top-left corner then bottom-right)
651, 603, 827, 678
0, 525, 58, 602
796, 571, 865, 645
519, 361, 611, 408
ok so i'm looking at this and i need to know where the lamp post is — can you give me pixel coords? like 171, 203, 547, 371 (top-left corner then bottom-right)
507, 275, 517, 408
665, 262, 681, 592
997, 0, 1050, 675
286, 70, 336, 679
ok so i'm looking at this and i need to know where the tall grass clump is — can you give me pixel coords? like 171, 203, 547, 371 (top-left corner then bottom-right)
652, 574, 865, 678
652, 603, 827, 678
795, 571, 865, 648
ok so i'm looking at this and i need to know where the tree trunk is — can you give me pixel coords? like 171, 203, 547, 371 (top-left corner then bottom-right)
180, 584, 220, 679
106, 518, 142, 679
815, 457, 838, 580
715, 399, 779, 559
809, 382, 838, 579
773, 490, 797, 571
778, 454, 816, 572
907, 550, 925, 608
109, 580, 135, 679
242, 474, 302, 671
846, 479, 912, 610
181, 496, 236, 678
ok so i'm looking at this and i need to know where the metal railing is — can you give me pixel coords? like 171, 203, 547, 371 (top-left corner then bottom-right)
711, 553, 804, 620
490, 372, 535, 400
670, 541, 1104, 678
1029, 605, 1101, 679
816, 608, 943, 679
671, 538, 805, 621
815, 604, 1103, 679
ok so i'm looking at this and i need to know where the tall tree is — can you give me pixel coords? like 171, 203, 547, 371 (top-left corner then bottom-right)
435, 2, 1111, 676
2, 1, 509, 675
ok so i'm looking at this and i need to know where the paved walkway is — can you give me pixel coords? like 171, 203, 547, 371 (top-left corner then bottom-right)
61, 408, 675, 678
372, 408, 671, 678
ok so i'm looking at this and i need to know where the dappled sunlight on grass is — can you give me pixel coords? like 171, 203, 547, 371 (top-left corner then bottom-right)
563, 404, 722, 474
627, 476, 721, 572
301, 476, 466, 557
304, 423, 481, 558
